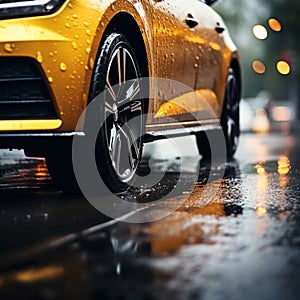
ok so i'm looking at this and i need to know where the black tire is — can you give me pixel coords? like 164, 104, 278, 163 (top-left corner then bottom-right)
221, 67, 240, 158
91, 33, 145, 193
196, 67, 240, 160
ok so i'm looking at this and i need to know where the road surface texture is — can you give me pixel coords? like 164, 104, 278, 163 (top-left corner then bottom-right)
0, 132, 299, 300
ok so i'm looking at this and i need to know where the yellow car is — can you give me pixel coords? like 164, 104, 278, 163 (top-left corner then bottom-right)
0, 0, 241, 192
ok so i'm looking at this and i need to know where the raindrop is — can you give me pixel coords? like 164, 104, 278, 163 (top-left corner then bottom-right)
86, 29, 91, 36
164, 53, 168, 59
86, 47, 91, 54
83, 21, 89, 27
184, 205, 190, 211
72, 41, 78, 50
44, 213, 49, 220
36, 51, 43, 63
100, 21, 105, 27
89, 57, 94, 69
49, 52, 54, 56
75, 34, 79, 39
72, 14, 78, 19
60, 62, 67, 71
68, 2, 73, 9
65, 23, 70, 28
48, 76, 53, 83
4, 43, 14, 53
194, 63, 198, 68
86, 39, 91, 45
26, 214, 31, 219
111, 4, 116, 11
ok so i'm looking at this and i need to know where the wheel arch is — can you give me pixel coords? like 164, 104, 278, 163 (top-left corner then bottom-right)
102, 12, 149, 81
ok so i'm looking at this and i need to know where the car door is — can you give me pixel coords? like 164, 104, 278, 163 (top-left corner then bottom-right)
146, 0, 226, 124
191, 0, 227, 118
146, 0, 203, 124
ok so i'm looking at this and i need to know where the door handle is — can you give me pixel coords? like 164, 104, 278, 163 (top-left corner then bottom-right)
215, 24, 225, 34
185, 14, 199, 29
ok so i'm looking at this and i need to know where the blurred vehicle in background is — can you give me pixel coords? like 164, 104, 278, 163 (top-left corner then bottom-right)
241, 96, 292, 134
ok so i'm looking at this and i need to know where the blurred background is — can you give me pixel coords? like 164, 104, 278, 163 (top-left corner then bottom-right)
215, 0, 300, 134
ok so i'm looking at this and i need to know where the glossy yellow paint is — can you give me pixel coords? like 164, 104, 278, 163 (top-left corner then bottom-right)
154, 89, 219, 119
0, 0, 238, 133
0, 0, 108, 132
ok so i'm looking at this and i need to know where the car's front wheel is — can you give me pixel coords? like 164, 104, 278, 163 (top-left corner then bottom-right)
46, 33, 145, 194
92, 33, 145, 193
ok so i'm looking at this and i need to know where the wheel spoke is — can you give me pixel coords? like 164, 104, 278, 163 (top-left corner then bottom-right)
105, 100, 114, 114
130, 99, 142, 112
123, 122, 140, 159
107, 123, 117, 152
127, 79, 141, 101
117, 48, 122, 86
123, 47, 127, 83
116, 124, 137, 170
106, 77, 117, 101
111, 132, 122, 175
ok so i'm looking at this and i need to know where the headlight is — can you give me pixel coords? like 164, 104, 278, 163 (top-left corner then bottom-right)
0, 0, 66, 19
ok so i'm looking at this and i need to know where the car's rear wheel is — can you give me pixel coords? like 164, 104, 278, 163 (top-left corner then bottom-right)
92, 33, 145, 193
196, 67, 240, 160
221, 67, 240, 158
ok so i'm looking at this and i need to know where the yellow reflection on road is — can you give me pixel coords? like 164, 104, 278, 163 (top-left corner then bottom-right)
254, 163, 267, 175
12, 265, 64, 283
277, 155, 290, 175
256, 206, 267, 217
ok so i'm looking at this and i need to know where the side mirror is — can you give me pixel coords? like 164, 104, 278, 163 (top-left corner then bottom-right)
204, 0, 218, 6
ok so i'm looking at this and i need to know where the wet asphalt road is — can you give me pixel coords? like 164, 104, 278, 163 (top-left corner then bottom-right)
0, 132, 300, 300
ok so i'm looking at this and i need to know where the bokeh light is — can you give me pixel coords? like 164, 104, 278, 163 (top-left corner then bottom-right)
268, 18, 282, 32
252, 25, 268, 40
252, 60, 266, 74
276, 60, 291, 75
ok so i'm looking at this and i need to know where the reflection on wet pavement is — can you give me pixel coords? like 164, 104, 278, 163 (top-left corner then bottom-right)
0, 134, 300, 300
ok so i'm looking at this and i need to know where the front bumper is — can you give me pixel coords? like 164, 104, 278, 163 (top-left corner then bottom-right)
0, 0, 106, 133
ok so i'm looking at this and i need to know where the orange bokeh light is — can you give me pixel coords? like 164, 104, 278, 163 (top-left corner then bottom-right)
268, 18, 282, 32
252, 60, 266, 74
